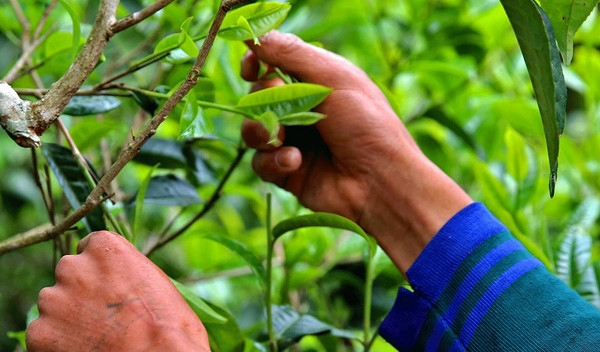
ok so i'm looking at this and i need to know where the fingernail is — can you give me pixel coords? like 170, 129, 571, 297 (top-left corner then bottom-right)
275, 150, 290, 168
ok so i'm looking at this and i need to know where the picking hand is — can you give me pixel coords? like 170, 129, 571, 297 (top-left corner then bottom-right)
241, 31, 472, 273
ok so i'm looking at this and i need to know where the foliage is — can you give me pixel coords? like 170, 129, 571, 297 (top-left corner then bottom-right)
1, 0, 600, 351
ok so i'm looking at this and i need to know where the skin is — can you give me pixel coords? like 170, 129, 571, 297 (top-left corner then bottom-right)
26, 30, 472, 350
26, 231, 210, 352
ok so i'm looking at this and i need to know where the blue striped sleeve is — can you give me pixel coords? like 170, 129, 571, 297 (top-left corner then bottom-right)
379, 202, 600, 351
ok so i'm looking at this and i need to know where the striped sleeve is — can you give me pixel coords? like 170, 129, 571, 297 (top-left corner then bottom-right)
379, 202, 600, 351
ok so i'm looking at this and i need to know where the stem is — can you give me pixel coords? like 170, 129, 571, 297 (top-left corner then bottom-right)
95, 53, 169, 90
265, 193, 278, 352
363, 255, 375, 350
144, 147, 247, 256
31, 149, 55, 224
56, 119, 126, 236
119, 85, 257, 118
111, 0, 175, 33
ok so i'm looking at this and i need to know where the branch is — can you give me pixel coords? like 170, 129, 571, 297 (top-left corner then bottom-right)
8, 0, 30, 48
2, 27, 56, 84
0, 0, 119, 148
33, 0, 58, 41
144, 148, 247, 256
15, 88, 131, 97
111, 0, 175, 34
0, 0, 253, 257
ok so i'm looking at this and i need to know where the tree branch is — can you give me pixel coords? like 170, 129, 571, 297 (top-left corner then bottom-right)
8, 0, 30, 49
33, 0, 58, 41
2, 27, 56, 84
111, 0, 175, 34
0, 0, 119, 148
0, 0, 252, 257
144, 147, 247, 256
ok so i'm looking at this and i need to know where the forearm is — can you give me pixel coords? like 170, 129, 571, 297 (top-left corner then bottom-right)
359, 134, 472, 274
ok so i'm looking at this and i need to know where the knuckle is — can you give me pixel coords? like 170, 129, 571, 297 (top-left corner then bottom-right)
37, 287, 56, 314
87, 231, 128, 251
25, 319, 44, 351
55, 255, 77, 283
269, 33, 303, 61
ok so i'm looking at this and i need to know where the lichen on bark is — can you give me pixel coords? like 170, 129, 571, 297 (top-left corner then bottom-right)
0, 81, 40, 148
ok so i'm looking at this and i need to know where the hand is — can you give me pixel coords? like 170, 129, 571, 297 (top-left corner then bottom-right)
26, 231, 210, 352
241, 31, 472, 273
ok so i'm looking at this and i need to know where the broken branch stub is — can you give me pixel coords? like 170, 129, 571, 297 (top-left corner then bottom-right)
0, 81, 41, 148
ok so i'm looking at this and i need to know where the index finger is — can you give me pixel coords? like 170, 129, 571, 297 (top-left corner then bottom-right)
247, 31, 369, 89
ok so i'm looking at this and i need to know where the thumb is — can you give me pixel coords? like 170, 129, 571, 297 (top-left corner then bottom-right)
247, 31, 365, 87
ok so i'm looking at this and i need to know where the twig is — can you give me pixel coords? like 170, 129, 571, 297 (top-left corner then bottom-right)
44, 163, 55, 223
15, 88, 131, 97
31, 149, 54, 224
33, 0, 58, 41
95, 52, 169, 90
145, 147, 247, 256
2, 26, 55, 84
8, 0, 30, 49
111, 0, 175, 34
55, 119, 125, 235
0, 0, 252, 256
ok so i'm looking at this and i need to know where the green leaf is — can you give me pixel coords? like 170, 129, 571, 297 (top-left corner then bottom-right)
272, 305, 356, 349
132, 164, 159, 242
27, 304, 39, 325
237, 83, 333, 117
135, 138, 188, 169
500, 0, 567, 197
203, 302, 246, 352
180, 16, 193, 34
256, 111, 280, 145
57, 0, 81, 59
154, 33, 185, 55
69, 119, 119, 152
237, 15, 260, 45
44, 31, 85, 59
134, 32, 187, 66
42, 143, 106, 233
63, 96, 121, 116
179, 90, 213, 140
504, 127, 528, 182
180, 17, 199, 58
219, 2, 291, 41
132, 91, 159, 115
201, 234, 267, 290
141, 174, 201, 206
6, 331, 26, 350
278, 112, 326, 126
539, 0, 600, 65
272, 213, 376, 258
170, 279, 228, 324
421, 106, 478, 153
564, 197, 600, 231
556, 227, 599, 307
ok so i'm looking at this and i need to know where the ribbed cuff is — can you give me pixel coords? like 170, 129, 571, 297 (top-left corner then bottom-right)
379, 202, 507, 350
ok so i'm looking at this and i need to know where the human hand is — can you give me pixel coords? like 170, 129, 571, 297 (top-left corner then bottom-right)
26, 231, 210, 352
241, 31, 472, 272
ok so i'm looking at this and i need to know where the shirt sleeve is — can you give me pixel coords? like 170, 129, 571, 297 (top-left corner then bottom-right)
379, 202, 600, 352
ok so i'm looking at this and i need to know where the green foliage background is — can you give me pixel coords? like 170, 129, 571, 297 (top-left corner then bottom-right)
1, 0, 600, 350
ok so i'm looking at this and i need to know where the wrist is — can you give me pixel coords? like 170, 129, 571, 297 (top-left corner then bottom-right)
359, 144, 472, 274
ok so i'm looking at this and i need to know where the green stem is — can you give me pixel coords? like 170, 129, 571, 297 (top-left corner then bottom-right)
121, 86, 258, 119
363, 254, 375, 350
265, 193, 278, 352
